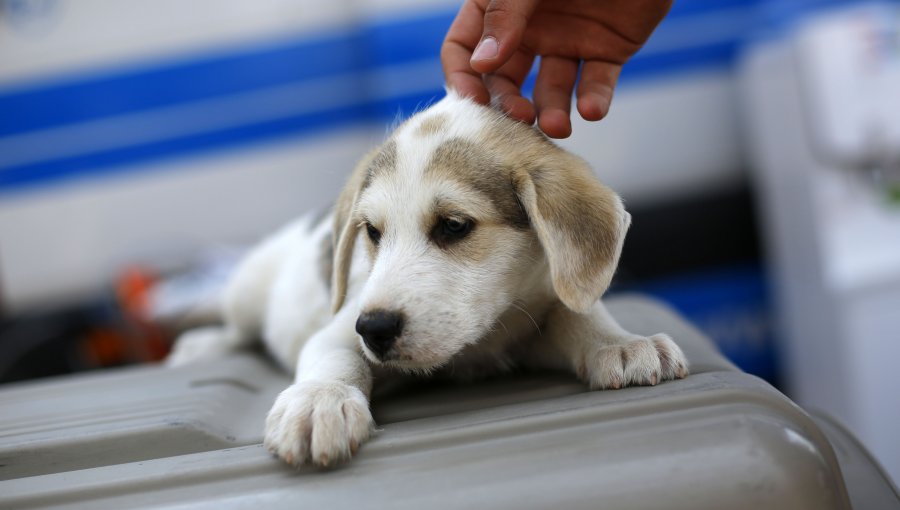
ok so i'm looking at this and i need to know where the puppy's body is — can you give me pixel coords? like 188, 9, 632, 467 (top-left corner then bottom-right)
168, 93, 688, 467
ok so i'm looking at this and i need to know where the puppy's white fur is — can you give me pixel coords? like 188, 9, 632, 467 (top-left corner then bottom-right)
167, 92, 688, 467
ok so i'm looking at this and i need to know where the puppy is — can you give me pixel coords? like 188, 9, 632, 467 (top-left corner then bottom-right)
167, 91, 688, 467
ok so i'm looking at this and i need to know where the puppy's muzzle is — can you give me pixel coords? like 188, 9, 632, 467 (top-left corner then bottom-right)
356, 310, 404, 360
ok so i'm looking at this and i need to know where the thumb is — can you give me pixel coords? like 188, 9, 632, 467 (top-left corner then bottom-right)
470, 0, 541, 73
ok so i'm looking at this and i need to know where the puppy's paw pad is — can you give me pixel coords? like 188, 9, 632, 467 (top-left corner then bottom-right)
264, 382, 374, 468
585, 334, 688, 390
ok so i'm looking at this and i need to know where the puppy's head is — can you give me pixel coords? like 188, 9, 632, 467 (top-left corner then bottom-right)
332, 92, 630, 371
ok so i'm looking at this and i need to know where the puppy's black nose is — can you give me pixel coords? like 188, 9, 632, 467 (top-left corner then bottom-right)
356, 310, 404, 359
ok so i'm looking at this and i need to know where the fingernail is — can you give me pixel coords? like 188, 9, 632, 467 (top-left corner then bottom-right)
472, 36, 498, 62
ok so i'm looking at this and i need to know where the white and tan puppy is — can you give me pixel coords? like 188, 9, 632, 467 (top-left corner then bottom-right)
167, 91, 688, 467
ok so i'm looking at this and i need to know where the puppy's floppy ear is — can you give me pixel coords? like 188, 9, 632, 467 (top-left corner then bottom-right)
514, 152, 630, 313
331, 149, 377, 312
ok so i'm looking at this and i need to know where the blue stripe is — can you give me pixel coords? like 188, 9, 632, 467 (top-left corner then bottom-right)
623, 39, 741, 81
0, 34, 367, 137
0, 11, 453, 138
1, 0, 854, 194
665, 0, 759, 17
0, 2, 760, 138
0, 90, 445, 192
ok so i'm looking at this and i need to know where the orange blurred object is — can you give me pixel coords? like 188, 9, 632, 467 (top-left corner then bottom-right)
114, 267, 171, 362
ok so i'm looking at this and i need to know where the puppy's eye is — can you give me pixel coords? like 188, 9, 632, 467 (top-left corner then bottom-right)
365, 223, 382, 245
442, 218, 471, 237
434, 217, 473, 246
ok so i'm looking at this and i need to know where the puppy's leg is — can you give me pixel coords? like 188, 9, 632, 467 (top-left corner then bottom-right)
543, 301, 688, 390
167, 219, 309, 367
165, 325, 252, 367
264, 298, 374, 467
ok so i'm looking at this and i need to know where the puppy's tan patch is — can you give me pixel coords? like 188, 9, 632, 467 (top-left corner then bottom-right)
529, 157, 622, 274
414, 114, 448, 137
424, 138, 529, 229
362, 140, 397, 189
477, 117, 628, 312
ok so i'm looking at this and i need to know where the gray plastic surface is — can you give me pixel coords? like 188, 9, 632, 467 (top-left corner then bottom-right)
0, 295, 891, 509
812, 412, 900, 510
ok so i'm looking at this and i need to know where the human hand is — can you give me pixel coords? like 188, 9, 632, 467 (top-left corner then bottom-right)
441, 0, 673, 138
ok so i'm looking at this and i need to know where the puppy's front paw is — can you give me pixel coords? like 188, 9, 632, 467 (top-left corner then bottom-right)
580, 333, 688, 390
264, 381, 374, 467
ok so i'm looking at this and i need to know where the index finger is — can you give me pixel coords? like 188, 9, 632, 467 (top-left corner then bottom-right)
441, 0, 490, 104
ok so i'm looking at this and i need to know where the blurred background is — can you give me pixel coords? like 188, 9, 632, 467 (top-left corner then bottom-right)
0, 0, 898, 484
